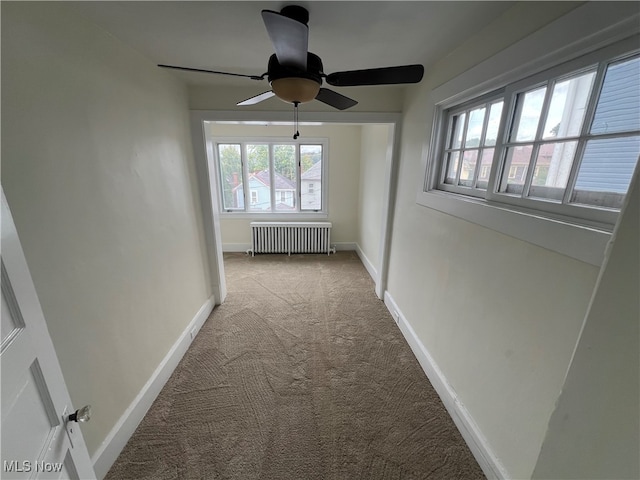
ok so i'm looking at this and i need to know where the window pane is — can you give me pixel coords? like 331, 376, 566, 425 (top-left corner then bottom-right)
485, 102, 503, 147
450, 113, 466, 149
476, 148, 494, 189
543, 71, 596, 139
465, 107, 486, 148
301, 145, 322, 210
444, 151, 460, 184
247, 144, 271, 211
511, 87, 546, 142
591, 56, 640, 135
274, 145, 297, 211
500, 145, 533, 194
573, 136, 640, 196
217, 144, 242, 209
528, 141, 578, 201
459, 150, 478, 186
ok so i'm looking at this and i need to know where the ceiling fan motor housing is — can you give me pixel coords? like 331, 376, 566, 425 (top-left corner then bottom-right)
157, 3, 423, 110
280, 5, 309, 25
268, 52, 323, 103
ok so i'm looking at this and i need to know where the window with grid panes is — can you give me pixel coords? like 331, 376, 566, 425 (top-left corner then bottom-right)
433, 41, 640, 227
215, 139, 326, 214
441, 96, 504, 194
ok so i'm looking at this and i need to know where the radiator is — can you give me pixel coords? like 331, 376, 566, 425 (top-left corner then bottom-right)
249, 222, 335, 256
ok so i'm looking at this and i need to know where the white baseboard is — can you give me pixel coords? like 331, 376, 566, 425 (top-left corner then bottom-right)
222, 243, 251, 253
332, 242, 356, 251
91, 295, 215, 479
383, 291, 509, 480
223, 243, 357, 253
355, 243, 378, 283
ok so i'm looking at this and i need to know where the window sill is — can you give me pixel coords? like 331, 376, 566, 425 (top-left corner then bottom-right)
220, 211, 329, 220
416, 189, 611, 266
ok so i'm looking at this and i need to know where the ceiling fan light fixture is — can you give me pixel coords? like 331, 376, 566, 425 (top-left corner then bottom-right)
158, 5, 424, 111
271, 77, 320, 104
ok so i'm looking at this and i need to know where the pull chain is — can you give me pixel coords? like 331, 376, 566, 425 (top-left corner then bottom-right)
293, 101, 300, 139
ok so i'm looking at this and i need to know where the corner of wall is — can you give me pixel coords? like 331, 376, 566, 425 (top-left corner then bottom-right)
91, 296, 215, 479
382, 291, 510, 480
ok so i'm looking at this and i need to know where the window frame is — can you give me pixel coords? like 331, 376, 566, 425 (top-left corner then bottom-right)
430, 39, 639, 228
213, 137, 329, 217
418, 26, 640, 267
486, 47, 639, 226
437, 91, 506, 198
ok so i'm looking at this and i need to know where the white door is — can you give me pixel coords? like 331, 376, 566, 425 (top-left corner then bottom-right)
1, 189, 95, 480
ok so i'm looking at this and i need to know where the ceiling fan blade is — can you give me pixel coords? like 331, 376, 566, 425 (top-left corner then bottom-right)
261, 9, 308, 70
326, 64, 424, 87
315, 88, 358, 110
158, 64, 266, 81
237, 91, 276, 106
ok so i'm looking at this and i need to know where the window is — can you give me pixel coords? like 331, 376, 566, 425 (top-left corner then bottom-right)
430, 41, 640, 227
441, 96, 504, 193
215, 139, 326, 214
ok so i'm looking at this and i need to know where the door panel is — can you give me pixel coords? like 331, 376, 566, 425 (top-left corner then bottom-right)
1, 288, 18, 344
1, 267, 25, 352
1, 189, 95, 480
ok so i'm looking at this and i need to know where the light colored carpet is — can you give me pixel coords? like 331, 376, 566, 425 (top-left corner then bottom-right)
105, 252, 485, 479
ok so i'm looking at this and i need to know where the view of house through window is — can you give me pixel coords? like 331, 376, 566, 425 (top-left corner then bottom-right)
301, 145, 322, 210
216, 140, 325, 213
443, 98, 503, 191
433, 44, 640, 224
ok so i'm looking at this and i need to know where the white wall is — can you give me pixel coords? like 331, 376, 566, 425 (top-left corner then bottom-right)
357, 124, 390, 274
532, 171, 639, 479
4, 3, 634, 479
1, 2, 212, 459
385, 2, 619, 478
207, 123, 362, 248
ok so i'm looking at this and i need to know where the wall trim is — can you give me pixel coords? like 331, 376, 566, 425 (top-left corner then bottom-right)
222, 242, 357, 253
222, 243, 252, 253
383, 291, 509, 480
416, 190, 610, 267
355, 243, 378, 284
91, 296, 215, 479
333, 242, 356, 251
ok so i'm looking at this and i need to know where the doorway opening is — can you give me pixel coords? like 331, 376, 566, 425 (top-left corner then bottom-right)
190, 111, 401, 305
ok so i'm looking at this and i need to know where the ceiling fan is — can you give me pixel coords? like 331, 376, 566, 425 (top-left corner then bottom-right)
158, 5, 425, 112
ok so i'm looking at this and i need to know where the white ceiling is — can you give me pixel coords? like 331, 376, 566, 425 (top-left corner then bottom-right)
67, 1, 516, 87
